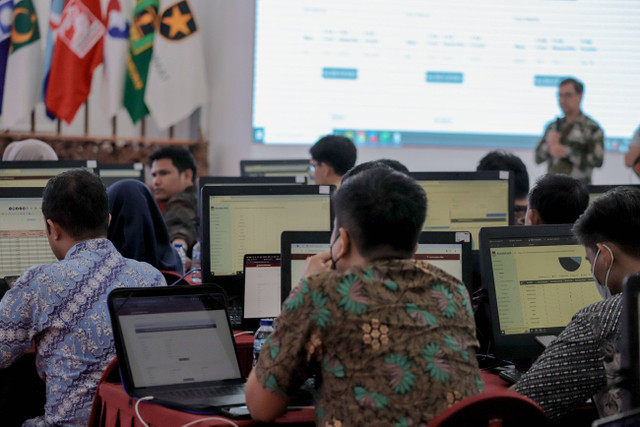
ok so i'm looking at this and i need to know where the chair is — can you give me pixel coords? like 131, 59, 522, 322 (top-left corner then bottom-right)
427, 390, 551, 427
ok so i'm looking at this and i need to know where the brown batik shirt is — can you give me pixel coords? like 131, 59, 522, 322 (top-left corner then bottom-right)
254, 259, 484, 427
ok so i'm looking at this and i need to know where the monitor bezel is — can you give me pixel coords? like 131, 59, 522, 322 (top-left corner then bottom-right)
479, 223, 589, 363
201, 184, 334, 284
198, 175, 306, 193
98, 163, 145, 187
239, 159, 311, 177
588, 184, 640, 198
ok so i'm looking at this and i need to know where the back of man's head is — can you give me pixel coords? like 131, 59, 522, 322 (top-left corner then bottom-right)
341, 158, 409, 183
333, 167, 426, 259
149, 146, 197, 183
477, 150, 530, 199
573, 187, 640, 258
309, 135, 357, 176
528, 174, 589, 224
42, 169, 109, 240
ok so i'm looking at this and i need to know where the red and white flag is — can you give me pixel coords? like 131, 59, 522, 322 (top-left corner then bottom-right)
45, 0, 105, 124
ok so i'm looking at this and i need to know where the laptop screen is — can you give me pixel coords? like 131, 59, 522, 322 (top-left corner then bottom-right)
243, 254, 281, 320
0, 187, 56, 278
410, 171, 512, 250
201, 185, 333, 280
112, 292, 241, 388
480, 225, 602, 361
0, 160, 99, 187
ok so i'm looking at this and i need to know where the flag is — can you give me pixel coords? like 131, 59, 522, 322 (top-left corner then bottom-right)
123, 0, 158, 123
1, 0, 41, 127
102, 0, 130, 118
41, 0, 65, 120
0, 0, 13, 116
145, 0, 207, 130
45, 0, 105, 124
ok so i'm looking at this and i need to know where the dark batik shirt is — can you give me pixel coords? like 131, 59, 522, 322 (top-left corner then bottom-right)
254, 259, 484, 427
515, 294, 623, 420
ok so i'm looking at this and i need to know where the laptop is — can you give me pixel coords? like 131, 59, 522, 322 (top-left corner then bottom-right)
108, 286, 247, 413
243, 254, 281, 330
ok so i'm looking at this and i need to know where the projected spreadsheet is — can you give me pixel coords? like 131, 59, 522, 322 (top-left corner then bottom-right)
0, 198, 56, 277
253, 0, 640, 150
208, 194, 331, 276
489, 237, 601, 335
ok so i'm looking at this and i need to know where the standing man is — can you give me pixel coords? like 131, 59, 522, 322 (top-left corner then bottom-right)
309, 135, 357, 187
535, 78, 604, 184
0, 169, 166, 425
149, 146, 198, 258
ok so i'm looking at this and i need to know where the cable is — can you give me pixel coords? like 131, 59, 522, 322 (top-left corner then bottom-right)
180, 417, 240, 427
134, 396, 155, 427
169, 268, 201, 286
233, 331, 253, 337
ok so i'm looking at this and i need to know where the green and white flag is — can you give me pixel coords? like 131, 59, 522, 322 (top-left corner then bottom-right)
1, 0, 41, 128
123, 0, 157, 123
145, 0, 207, 130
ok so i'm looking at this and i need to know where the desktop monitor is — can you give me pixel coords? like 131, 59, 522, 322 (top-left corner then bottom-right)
201, 185, 333, 283
280, 230, 473, 301
99, 163, 145, 187
588, 185, 640, 203
239, 159, 312, 183
0, 187, 56, 280
0, 160, 99, 187
199, 176, 306, 192
479, 224, 602, 363
409, 171, 513, 250
622, 274, 640, 410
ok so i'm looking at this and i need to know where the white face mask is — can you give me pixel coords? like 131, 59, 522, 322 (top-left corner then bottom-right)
591, 244, 614, 299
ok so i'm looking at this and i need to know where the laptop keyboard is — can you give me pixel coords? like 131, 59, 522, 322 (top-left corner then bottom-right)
155, 383, 246, 400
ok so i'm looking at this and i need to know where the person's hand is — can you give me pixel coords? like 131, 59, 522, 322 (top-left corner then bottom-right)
301, 250, 332, 278
547, 131, 568, 158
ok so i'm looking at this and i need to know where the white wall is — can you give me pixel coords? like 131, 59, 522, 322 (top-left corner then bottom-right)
203, 1, 638, 185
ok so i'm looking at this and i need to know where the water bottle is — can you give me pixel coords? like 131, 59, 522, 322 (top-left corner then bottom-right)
191, 240, 202, 283
174, 243, 187, 274
253, 319, 274, 367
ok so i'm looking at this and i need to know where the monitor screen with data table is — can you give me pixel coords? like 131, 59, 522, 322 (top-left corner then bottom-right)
201, 185, 333, 281
0, 187, 56, 279
0, 160, 99, 187
480, 224, 602, 362
409, 171, 512, 250
99, 163, 145, 187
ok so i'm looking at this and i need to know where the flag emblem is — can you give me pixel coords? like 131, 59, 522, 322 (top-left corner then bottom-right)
57, 0, 105, 59
130, 1, 157, 54
107, 10, 129, 40
10, 0, 40, 53
0, 0, 11, 43
159, 0, 197, 41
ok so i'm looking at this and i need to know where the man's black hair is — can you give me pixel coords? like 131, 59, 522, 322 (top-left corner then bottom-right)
341, 158, 409, 183
560, 77, 584, 96
309, 135, 357, 176
477, 150, 530, 198
42, 169, 109, 240
573, 186, 640, 258
528, 174, 589, 225
149, 146, 197, 183
333, 167, 426, 258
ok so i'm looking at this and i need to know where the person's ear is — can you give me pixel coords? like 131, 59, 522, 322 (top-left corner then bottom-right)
596, 242, 614, 268
527, 208, 543, 225
46, 219, 61, 241
334, 227, 350, 259
181, 168, 194, 184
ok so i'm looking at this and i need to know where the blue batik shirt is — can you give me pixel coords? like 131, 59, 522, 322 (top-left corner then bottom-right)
0, 238, 166, 426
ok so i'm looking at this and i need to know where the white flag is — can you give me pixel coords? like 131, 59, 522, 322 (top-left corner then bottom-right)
145, 0, 207, 130
101, 0, 132, 118
1, 0, 42, 128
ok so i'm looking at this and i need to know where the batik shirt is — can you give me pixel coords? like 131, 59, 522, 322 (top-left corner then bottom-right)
535, 112, 604, 184
254, 259, 484, 427
515, 294, 623, 421
0, 239, 166, 426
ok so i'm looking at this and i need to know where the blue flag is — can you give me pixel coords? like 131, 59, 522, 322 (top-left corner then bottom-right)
42, 0, 65, 120
0, 0, 13, 115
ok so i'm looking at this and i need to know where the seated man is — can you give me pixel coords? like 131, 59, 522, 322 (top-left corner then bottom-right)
525, 174, 589, 225
246, 168, 483, 424
0, 169, 166, 425
515, 186, 640, 420
149, 146, 198, 257
310, 135, 357, 187
477, 150, 530, 225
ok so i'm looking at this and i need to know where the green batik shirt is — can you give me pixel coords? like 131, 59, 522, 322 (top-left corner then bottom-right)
254, 259, 484, 427
535, 112, 604, 185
